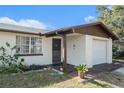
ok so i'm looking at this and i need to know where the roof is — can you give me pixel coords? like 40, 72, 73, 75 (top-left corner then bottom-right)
0, 22, 119, 40
45, 22, 119, 40
0, 23, 49, 35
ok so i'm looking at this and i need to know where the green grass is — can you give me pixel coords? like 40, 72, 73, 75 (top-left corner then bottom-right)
0, 70, 70, 88
96, 72, 124, 87
0, 70, 120, 88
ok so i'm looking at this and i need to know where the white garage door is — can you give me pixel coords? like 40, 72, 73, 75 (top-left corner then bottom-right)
92, 39, 107, 65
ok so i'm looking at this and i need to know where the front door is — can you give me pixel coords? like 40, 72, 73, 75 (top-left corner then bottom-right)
52, 38, 61, 64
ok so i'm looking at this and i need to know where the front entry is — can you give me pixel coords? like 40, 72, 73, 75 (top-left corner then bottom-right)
52, 38, 61, 65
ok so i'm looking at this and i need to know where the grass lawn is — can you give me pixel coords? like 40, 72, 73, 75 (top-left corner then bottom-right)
0, 70, 122, 88
0, 70, 70, 88
96, 72, 124, 87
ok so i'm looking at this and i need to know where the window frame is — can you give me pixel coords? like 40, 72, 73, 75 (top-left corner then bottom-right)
16, 35, 43, 56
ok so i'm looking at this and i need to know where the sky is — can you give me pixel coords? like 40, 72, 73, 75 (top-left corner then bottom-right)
0, 5, 98, 30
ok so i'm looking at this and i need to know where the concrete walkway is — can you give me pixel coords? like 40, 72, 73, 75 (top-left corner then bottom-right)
112, 67, 124, 75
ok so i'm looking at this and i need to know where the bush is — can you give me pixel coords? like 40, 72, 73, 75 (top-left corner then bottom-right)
113, 42, 124, 58
75, 64, 88, 72
113, 45, 124, 58
0, 64, 29, 74
0, 42, 27, 74
116, 51, 124, 58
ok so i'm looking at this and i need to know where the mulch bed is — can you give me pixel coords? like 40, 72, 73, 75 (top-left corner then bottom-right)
53, 61, 124, 77
23, 61, 124, 78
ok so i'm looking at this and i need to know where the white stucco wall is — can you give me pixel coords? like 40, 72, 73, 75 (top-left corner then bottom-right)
0, 31, 53, 65
66, 34, 85, 66
23, 37, 52, 65
66, 34, 112, 68
83, 35, 93, 68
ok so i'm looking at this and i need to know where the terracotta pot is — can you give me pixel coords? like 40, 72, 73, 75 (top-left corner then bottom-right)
78, 71, 85, 79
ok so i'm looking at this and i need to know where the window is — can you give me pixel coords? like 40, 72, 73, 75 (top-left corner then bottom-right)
16, 36, 42, 55
31, 37, 42, 54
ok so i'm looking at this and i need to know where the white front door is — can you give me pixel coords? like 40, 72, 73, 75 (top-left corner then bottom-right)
92, 39, 107, 65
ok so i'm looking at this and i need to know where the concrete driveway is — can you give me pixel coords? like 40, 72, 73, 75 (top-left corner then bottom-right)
112, 67, 124, 75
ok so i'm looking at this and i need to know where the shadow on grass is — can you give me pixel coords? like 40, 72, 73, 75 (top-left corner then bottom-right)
87, 79, 112, 88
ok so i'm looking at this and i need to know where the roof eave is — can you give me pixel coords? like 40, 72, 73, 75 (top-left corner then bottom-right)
99, 23, 119, 40
0, 28, 44, 36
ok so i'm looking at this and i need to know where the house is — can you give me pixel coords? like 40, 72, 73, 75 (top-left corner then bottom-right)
0, 22, 118, 70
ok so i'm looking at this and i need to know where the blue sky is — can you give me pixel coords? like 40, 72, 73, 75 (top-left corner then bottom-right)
0, 5, 98, 30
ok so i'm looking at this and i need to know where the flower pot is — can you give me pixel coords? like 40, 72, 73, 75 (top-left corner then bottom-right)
78, 71, 85, 79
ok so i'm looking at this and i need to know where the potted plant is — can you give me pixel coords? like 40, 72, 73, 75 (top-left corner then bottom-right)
75, 64, 88, 79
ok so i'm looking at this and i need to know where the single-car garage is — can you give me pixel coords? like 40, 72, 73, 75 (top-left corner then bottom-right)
92, 39, 107, 65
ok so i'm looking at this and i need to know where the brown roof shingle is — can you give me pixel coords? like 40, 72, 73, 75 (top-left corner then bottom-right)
45, 22, 118, 40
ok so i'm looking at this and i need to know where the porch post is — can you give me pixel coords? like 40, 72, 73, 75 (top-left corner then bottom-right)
62, 34, 67, 72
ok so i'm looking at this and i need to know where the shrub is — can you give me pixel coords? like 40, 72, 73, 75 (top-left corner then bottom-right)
113, 42, 124, 58
0, 66, 20, 74
75, 64, 88, 72
0, 42, 27, 73
113, 45, 119, 58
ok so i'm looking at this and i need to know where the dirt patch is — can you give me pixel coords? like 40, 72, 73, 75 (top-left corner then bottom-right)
47, 77, 114, 88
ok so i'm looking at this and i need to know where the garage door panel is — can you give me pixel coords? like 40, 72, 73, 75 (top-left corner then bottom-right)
93, 39, 107, 65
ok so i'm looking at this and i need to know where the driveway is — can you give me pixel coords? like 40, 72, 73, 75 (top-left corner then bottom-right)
113, 67, 124, 75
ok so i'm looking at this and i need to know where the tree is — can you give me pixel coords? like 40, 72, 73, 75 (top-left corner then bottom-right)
97, 5, 124, 39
